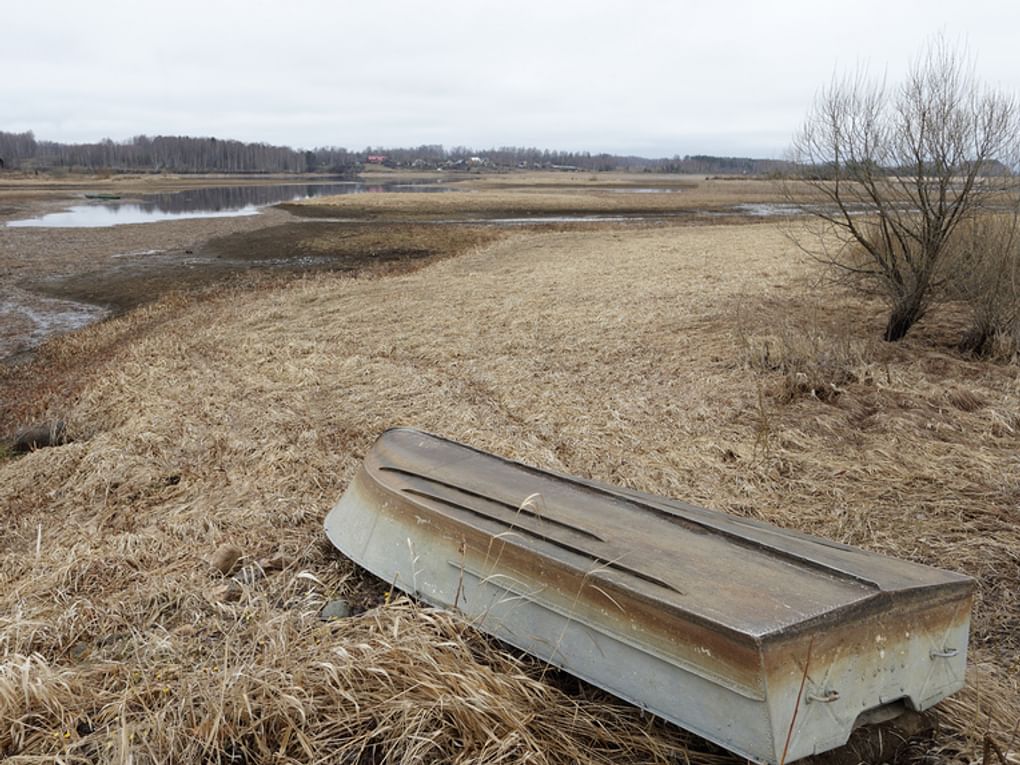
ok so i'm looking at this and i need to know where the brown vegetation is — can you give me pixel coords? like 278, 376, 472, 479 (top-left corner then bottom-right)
282, 176, 798, 221
24, 222, 503, 315
1, 220, 1017, 763
809, 213, 1020, 360
0, 189, 507, 360
206, 220, 502, 264
947, 214, 1020, 357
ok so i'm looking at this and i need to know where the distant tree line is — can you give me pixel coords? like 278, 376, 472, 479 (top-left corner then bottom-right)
361, 144, 626, 171
359, 145, 792, 174
656, 154, 793, 176
0, 131, 355, 174
0, 129, 789, 175
0, 131, 38, 169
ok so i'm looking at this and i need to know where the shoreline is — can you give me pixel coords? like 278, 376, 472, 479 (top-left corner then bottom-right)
0, 172, 794, 364
0, 204, 298, 361
0, 213, 505, 434
0, 171, 791, 431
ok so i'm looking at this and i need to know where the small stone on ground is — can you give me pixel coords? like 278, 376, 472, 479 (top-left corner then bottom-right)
320, 599, 351, 621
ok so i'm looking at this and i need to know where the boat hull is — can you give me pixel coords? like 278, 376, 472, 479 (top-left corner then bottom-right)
325, 428, 974, 764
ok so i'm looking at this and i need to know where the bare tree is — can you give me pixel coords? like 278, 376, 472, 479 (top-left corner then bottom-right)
788, 38, 1020, 341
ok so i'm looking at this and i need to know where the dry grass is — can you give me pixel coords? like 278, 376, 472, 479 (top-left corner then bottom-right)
1, 221, 1018, 763
739, 314, 872, 404
454, 171, 704, 189
283, 189, 693, 219
206, 221, 503, 263
284, 176, 804, 220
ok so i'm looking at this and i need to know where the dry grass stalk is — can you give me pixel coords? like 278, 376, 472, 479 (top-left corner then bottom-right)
740, 317, 871, 404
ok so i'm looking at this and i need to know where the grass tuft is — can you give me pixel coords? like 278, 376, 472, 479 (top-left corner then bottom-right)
740, 318, 870, 403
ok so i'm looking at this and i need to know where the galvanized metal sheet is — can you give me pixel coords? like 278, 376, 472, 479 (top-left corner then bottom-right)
325, 428, 974, 764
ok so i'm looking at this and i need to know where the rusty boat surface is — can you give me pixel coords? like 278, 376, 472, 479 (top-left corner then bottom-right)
324, 428, 974, 764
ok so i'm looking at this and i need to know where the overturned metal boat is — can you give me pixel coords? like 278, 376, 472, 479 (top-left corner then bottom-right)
325, 428, 974, 764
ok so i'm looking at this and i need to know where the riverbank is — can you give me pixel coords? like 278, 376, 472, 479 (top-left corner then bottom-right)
281, 173, 800, 220
0, 172, 794, 362
0, 220, 504, 431
0, 173, 459, 361
1, 217, 1017, 763
0, 206, 296, 360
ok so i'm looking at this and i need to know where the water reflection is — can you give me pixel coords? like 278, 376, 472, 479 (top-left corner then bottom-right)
6, 180, 450, 228
140, 181, 447, 213
9, 204, 262, 228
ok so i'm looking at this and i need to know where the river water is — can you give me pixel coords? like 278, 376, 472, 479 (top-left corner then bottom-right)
5, 180, 451, 228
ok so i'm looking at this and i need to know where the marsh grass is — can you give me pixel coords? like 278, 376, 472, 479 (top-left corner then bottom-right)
945, 214, 1020, 359
281, 176, 806, 221
791, 207, 1020, 357
1, 222, 1017, 763
739, 317, 871, 403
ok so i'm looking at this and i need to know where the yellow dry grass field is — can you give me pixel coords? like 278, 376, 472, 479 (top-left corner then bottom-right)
283, 175, 798, 220
1, 220, 1018, 763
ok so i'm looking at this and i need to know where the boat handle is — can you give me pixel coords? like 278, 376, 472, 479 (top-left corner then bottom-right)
930, 647, 959, 659
806, 690, 840, 704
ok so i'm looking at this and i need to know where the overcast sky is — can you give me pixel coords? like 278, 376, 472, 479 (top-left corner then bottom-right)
5, 0, 1020, 158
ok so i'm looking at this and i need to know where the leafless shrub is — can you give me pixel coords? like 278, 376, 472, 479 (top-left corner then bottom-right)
787, 36, 1020, 342
944, 213, 1020, 358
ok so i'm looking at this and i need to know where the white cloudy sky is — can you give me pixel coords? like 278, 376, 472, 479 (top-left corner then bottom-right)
4, 0, 1019, 157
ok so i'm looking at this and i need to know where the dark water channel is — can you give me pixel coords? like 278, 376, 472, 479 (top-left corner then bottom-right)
6, 180, 451, 228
